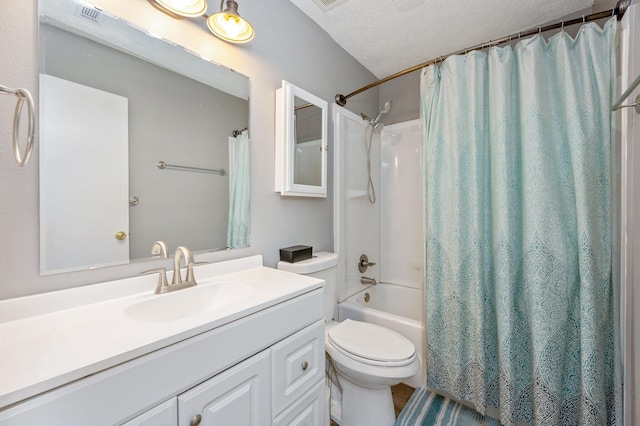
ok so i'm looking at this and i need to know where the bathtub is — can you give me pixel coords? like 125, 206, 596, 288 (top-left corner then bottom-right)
338, 283, 425, 388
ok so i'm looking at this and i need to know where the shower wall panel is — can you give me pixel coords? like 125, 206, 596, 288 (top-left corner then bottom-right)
334, 106, 380, 302
380, 120, 423, 290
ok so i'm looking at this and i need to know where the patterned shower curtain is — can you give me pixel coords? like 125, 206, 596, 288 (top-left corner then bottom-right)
422, 19, 620, 425
227, 129, 250, 248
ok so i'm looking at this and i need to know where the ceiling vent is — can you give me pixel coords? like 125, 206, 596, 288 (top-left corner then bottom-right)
311, 0, 349, 12
76, 4, 104, 24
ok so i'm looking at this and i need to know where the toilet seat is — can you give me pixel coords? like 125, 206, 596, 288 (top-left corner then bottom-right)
327, 319, 417, 367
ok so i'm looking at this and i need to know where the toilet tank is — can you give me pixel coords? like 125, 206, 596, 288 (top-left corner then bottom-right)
277, 251, 338, 322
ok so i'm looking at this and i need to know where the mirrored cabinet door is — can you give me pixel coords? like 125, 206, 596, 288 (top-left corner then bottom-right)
275, 80, 328, 197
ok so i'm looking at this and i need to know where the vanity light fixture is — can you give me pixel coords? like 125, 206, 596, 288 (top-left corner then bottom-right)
207, 0, 255, 43
147, 0, 208, 19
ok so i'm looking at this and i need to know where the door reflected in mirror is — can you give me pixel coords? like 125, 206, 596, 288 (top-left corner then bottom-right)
38, 0, 250, 275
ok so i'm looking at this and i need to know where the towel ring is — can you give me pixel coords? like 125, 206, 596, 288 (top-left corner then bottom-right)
0, 84, 35, 166
13, 89, 35, 166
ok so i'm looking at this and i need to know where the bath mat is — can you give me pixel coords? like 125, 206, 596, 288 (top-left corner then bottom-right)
394, 387, 501, 426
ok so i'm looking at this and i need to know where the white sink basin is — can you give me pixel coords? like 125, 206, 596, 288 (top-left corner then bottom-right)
124, 281, 255, 323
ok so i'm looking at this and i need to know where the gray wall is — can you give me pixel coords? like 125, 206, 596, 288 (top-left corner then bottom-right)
0, 0, 378, 299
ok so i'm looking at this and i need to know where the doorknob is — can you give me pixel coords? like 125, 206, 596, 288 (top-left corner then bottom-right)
115, 231, 127, 240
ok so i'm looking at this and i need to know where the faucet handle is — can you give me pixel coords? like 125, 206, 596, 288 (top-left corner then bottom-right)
358, 254, 376, 273
140, 268, 169, 294
184, 262, 207, 284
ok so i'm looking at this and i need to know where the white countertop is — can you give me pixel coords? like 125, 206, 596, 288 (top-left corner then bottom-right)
0, 255, 323, 408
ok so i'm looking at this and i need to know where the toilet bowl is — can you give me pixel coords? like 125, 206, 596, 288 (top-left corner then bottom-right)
325, 320, 419, 426
277, 252, 420, 426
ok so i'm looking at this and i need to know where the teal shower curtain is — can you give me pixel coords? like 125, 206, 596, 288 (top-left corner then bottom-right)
422, 19, 620, 425
227, 129, 250, 248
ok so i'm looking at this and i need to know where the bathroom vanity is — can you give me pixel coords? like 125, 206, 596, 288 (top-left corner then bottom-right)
0, 256, 325, 425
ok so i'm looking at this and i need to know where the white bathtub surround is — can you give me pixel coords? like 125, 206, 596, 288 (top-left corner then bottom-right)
0, 255, 324, 423
334, 115, 424, 300
379, 119, 423, 291
334, 106, 381, 302
334, 112, 425, 390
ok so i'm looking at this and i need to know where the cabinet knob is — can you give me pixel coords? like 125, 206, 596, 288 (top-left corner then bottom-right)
190, 414, 202, 426
301, 361, 309, 371
115, 231, 127, 240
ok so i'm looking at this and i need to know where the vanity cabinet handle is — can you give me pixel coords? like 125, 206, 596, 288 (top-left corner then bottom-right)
189, 414, 202, 426
115, 231, 127, 240
301, 361, 309, 371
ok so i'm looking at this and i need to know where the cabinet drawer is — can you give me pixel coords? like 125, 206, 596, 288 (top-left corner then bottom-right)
120, 398, 177, 426
272, 319, 325, 416
273, 379, 325, 426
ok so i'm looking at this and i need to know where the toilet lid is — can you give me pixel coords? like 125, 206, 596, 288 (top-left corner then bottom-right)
327, 319, 415, 363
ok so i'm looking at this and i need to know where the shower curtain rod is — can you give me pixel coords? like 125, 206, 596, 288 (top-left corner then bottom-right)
335, 0, 632, 106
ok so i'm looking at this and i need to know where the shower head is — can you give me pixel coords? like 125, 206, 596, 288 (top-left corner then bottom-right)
370, 100, 392, 133
360, 101, 393, 133
372, 101, 392, 126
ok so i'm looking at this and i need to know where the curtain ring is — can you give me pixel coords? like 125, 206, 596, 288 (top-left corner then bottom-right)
582, 15, 586, 23
518, 31, 521, 40
611, 8, 615, 16
538, 26, 541, 35
560, 21, 564, 33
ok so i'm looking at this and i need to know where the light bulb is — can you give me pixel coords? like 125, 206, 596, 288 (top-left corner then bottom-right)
208, 10, 254, 43
222, 15, 246, 39
148, 0, 207, 18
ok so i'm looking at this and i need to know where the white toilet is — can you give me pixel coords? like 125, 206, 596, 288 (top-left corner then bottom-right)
278, 252, 420, 426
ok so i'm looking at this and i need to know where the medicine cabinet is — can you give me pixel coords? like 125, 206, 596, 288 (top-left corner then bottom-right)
275, 80, 328, 197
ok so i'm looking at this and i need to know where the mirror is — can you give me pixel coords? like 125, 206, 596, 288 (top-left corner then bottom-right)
38, 0, 250, 275
275, 80, 328, 197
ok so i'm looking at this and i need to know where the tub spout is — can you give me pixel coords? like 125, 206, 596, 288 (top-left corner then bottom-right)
361, 276, 377, 285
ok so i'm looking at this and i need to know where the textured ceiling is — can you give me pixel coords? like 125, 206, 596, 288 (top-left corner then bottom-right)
289, 0, 595, 78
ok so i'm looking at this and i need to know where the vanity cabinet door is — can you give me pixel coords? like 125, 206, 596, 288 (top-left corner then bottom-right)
272, 380, 325, 426
121, 398, 177, 426
272, 319, 325, 416
178, 349, 271, 426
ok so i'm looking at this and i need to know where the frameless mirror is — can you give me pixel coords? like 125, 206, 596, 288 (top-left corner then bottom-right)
38, 0, 250, 275
275, 80, 328, 197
